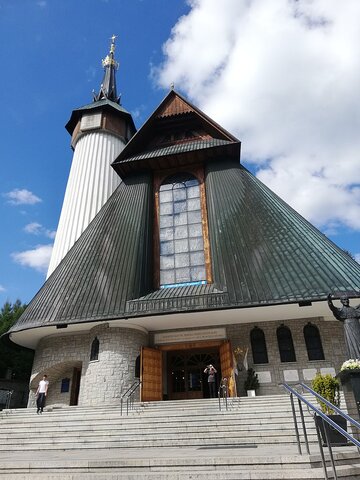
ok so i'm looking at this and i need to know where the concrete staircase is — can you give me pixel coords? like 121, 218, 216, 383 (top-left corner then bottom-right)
0, 394, 359, 479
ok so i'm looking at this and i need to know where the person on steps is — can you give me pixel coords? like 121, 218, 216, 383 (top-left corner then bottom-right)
204, 364, 217, 398
36, 374, 49, 414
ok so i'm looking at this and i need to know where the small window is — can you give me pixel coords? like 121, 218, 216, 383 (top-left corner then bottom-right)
277, 325, 296, 362
304, 323, 324, 361
250, 327, 269, 364
61, 378, 70, 393
135, 355, 140, 378
90, 337, 99, 361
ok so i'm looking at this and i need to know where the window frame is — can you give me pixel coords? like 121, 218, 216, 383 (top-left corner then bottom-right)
277, 325, 296, 363
304, 323, 325, 361
154, 165, 212, 289
90, 336, 100, 362
250, 327, 269, 364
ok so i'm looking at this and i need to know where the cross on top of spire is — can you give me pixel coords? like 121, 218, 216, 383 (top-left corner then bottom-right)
93, 35, 121, 104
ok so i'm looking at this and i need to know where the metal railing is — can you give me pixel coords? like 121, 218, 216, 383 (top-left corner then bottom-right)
120, 380, 141, 416
218, 377, 229, 411
281, 382, 360, 480
0, 389, 13, 410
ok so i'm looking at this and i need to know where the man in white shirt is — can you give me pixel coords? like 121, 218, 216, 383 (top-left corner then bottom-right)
36, 375, 49, 414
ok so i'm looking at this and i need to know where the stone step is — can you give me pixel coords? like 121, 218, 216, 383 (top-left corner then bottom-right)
0, 422, 316, 436
0, 392, 356, 479
0, 455, 359, 479
3, 402, 306, 416
0, 439, 321, 451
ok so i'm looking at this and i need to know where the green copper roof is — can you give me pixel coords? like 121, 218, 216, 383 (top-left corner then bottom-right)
65, 98, 135, 136
206, 159, 360, 304
9, 160, 360, 333
116, 139, 233, 163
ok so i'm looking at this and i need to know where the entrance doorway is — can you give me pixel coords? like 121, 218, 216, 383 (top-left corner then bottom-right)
168, 349, 220, 400
140, 340, 234, 401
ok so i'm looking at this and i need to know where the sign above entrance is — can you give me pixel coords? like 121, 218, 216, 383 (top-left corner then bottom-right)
154, 328, 227, 345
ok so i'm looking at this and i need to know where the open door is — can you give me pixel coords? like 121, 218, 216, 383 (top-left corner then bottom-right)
140, 347, 163, 401
219, 340, 237, 397
70, 367, 81, 406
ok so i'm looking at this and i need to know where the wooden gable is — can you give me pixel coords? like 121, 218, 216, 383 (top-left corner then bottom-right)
111, 89, 241, 178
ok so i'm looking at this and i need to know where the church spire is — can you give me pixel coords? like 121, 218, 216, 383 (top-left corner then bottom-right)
93, 35, 121, 104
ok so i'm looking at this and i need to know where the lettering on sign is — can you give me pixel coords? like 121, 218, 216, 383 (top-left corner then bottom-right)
81, 113, 102, 131
154, 328, 226, 345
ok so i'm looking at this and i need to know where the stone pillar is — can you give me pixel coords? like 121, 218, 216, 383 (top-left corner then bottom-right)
79, 324, 148, 406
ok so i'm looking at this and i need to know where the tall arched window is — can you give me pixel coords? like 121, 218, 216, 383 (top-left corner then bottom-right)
90, 337, 99, 361
250, 327, 269, 364
277, 325, 296, 362
135, 355, 140, 378
304, 323, 324, 361
159, 173, 207, 287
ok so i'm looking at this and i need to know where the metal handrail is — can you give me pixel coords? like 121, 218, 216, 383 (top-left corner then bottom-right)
0, 389, 13, 410
218, 377, 228, 411
126, 380, 141, 416
297, 382, 360, 431
120, 380, 140, 415
282, 382, 360, 480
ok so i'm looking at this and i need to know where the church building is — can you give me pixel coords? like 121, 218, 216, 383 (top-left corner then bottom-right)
8, 39, 360, 407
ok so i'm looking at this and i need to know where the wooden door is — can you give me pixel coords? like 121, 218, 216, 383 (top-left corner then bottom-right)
140, 347, 163, 401
219, 341, 236, 397
70, 367, 81, 406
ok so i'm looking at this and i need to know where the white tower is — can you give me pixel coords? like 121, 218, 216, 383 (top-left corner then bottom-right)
47, 37, 135, 277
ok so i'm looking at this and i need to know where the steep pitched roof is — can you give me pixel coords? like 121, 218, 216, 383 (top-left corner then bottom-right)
111, 89, 240, 177
9, 161, 360, 333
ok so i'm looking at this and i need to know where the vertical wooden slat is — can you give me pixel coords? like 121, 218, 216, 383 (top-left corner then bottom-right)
219, 341, 236, 397
140, 347, 163, 401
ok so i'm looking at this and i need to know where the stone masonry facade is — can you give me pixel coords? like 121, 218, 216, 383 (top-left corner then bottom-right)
27, 315, 345, 407
226, 316, 346, 396
28, 324, 148, 408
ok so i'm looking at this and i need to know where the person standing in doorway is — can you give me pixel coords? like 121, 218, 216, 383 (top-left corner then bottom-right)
204, 364, 217, 398
36, 375, 49, 414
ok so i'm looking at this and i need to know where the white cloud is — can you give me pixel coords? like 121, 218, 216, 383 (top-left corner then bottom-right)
155, 0, 360, 233
24, 222, 42, 234
0, 285, 5, 292
11, 244, 53, 274
36, 1, 47, 7
4, 189, 42, 206
24, 222, 56, 239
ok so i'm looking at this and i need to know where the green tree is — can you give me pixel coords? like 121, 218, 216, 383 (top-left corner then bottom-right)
0, 301, 34, 381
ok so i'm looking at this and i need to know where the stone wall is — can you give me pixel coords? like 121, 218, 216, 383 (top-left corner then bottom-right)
79, 325, 148, 405
28, 324, 148, 408
227, 316, 345, 395
149, 316, 345, 397
28, 315, 345, 407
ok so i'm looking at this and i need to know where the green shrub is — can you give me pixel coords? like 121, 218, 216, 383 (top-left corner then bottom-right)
311, 373, 340, 414
244, 368, 260, 391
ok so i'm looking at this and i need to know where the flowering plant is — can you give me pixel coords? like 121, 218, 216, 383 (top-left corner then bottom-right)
340, 359, 360, 371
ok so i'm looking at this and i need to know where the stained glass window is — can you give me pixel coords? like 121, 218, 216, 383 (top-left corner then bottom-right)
159, 173, 207, 287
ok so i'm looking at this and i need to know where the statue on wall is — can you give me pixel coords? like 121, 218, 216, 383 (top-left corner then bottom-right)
327, 293, 360, 360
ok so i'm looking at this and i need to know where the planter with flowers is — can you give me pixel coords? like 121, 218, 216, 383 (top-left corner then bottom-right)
337, 359, 360, 423
339, 359, 360, 378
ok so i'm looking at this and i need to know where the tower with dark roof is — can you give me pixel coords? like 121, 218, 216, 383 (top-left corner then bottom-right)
47, 37, 136, 277
8, 45, 360, 407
